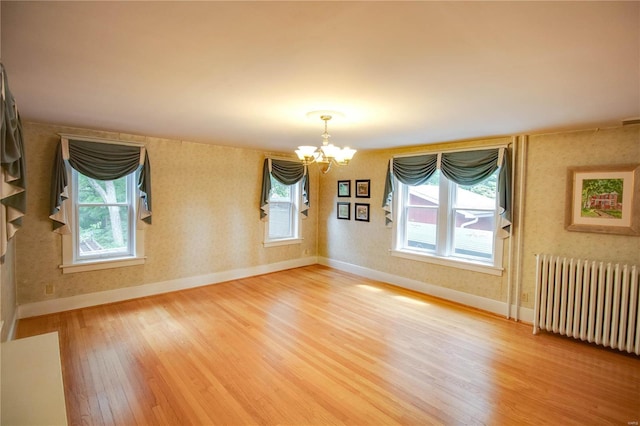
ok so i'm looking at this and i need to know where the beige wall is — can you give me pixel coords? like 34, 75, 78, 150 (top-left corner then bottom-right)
1, 239, 17, 341
519, 125, 640, 307
16, 122, 318, 304
318, 137, 513, 303
318, 125, 639, 310
12, 121, 640, 313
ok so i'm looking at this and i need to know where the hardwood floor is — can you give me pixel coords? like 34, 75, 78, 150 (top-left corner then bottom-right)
17, 265, 640, 425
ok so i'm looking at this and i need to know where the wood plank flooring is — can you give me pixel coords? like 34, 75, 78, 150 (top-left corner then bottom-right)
16, 265, 640, 425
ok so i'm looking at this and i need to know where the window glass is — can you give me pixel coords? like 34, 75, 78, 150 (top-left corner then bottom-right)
75, 171, 134, 260
405, 171, 439, 251
395, 168, 501, 267
267, 177, 299, 241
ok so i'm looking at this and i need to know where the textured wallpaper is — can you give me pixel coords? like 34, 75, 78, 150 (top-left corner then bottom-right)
16, 122, 319, 304
520, 126, 640, 307
318, 126, 640, 310
1, 238, 17, 341
14, 121, 640, 311
318, 137, 513, 303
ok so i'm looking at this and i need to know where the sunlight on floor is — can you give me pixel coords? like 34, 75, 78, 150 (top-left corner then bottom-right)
393, 295, 430, 306
356, 284, 383, 292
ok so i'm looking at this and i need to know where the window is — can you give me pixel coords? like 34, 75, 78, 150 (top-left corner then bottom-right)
394, 168, 503, 274
73, 170, 135, 261
61, 166, 145, 273
264, 176, 302, 246
50, 136, 151, 273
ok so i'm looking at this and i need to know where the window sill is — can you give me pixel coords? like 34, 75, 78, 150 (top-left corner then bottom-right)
391, 249, 503, 276
60, 256, 146, 274
263, 238, 303, 248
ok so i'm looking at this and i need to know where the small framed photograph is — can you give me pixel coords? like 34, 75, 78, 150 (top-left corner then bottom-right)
337, 202, 351, 220
354, 203, 370, 222
338, 180, 351, 198
355, 179, 370, 198
566, 164, 639, 236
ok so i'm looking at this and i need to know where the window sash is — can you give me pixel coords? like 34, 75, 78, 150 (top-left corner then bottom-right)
72, 170, 136, 261
395, 171, 500, 266
266, 180, 301, 242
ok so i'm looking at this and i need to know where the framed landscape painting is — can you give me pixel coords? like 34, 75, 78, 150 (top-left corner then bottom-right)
566, 164, 639, 236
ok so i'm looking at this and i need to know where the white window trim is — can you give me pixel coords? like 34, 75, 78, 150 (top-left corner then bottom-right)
59, 156, 146, 274
263, 179, 303, 247
392, 174, 504, 276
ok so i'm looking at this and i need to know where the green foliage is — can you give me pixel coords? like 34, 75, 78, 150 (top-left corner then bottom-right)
461, 173, 497, 198
270, 176, 291, 200
77, 173, 129, 251
581, 178, 623, 206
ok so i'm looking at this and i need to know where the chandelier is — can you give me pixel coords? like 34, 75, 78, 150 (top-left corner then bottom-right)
295, 115, 356, 173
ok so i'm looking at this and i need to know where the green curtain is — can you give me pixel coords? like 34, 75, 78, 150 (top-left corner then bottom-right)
382, 154, 438, 225
0, 63, 26, 260
260, 158, 309, 219
440, 149, 499, 185
49, 138, 152, 232
381, 148, 511, 236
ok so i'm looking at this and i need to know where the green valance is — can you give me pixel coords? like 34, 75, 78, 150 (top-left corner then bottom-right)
260, 158, 309, 220
382, 147, 511, 237
1, 63, 26, 260
49, 137, 152, 233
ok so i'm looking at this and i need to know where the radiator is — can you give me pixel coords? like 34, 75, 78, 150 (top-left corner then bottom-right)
533, 254, 639, 355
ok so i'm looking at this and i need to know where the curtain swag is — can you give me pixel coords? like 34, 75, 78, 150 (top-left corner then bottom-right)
382, 147, 512, 237
49, 137, 152, 234
260, 158, 309, 220
0, 63, 26, 260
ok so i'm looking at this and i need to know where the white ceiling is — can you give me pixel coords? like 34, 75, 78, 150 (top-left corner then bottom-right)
2, 1, 639, 153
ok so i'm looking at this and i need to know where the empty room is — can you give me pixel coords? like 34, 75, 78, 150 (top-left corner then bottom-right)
0, 1, 639, 425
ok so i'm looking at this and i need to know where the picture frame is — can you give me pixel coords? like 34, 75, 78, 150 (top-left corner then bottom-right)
354, 203, 370, 222
337, 202, 351, 220
355, 179, 370, 198
565, 164, 639, 236
338, 180, 351, 198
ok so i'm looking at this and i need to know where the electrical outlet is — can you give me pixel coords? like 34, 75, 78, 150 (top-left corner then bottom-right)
521, 293, 529, 302
45, 284, 54, 295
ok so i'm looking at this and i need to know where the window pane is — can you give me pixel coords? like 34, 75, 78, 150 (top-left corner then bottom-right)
406, 207, 437, 250
405, 172, 439, 251
269, 177, 291, 202
268, 177, 295, 239
78, 174, 128, 204
456, 171, 497, 209
78, 206, 129, 257
453, 209, 494, 259
269, 202, 294, 238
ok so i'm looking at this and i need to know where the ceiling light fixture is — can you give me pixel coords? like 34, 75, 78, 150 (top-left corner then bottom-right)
296, 114, 356, 174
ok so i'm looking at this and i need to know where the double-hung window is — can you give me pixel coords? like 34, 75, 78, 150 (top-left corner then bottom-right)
264, 176, 302, 246
389, 148, 509, 275
50, 136, 151, 273
73, 170, 136, 261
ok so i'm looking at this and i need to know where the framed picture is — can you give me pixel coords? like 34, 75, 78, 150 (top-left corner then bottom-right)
355, 179, 370, 198
354, 203, 370, 222
566, 164, 639, 236
337, 202, 351, 220
338, 180, 351, 198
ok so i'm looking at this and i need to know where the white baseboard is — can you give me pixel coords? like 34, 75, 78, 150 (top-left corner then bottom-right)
17, 257, 318, 319
319, 257, 534, 324
16, 255, 534, 325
